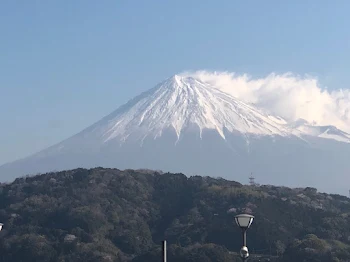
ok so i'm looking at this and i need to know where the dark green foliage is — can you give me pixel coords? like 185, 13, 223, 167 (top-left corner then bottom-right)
0, 168, 350, 261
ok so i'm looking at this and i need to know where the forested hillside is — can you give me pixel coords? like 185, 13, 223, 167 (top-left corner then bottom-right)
0, 168, 350, 261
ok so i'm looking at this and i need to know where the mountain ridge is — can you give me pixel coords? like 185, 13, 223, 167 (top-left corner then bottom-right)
1, 167, 350, 261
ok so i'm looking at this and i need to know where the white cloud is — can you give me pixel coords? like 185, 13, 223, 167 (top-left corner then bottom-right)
181, 70, 350, 133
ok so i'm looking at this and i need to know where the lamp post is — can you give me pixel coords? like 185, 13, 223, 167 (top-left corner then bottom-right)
162, 240, 167, 262
234, 214, 254, 261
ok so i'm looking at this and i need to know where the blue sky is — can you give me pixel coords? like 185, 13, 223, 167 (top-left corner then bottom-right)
1, 0, 350, 165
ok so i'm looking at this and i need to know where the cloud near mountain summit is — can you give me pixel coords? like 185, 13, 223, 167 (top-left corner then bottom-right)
181, 71, 350, 133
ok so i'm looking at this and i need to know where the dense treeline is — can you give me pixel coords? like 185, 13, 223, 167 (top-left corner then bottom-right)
0, 168, 350, 261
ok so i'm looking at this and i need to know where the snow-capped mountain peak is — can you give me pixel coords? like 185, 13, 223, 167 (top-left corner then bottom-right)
1, 73, 350, 194
290, 119, 350, 143
87, 75, 293, 144
71, 75, 350, 145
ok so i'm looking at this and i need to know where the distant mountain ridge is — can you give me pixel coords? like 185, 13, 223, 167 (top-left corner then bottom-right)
0, 74, 349, 194
1, 168, 350, 261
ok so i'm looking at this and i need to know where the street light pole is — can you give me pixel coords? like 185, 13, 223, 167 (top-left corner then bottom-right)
242, 228, 247, 247
162, 240, 167, 262
234, 214, 254, 261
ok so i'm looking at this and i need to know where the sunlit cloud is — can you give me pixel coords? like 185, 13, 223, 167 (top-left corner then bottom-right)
181, 70, 350, 133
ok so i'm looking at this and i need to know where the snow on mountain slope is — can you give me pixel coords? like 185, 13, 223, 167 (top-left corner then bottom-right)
290, 119, 350, 143
79, 75, 294, 145
77, 74, 349, 145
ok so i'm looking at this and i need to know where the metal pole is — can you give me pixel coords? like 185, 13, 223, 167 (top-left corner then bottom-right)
162, 240, 167, 262
241, 230, 248, 261
243, 229, 247, 246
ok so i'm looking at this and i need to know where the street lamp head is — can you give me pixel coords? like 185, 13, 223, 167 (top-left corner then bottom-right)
234, 214, 254, 230
0, 223, 3, 231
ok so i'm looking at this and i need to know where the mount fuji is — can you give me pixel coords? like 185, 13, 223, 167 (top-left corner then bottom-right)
1, 74, 350, 194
